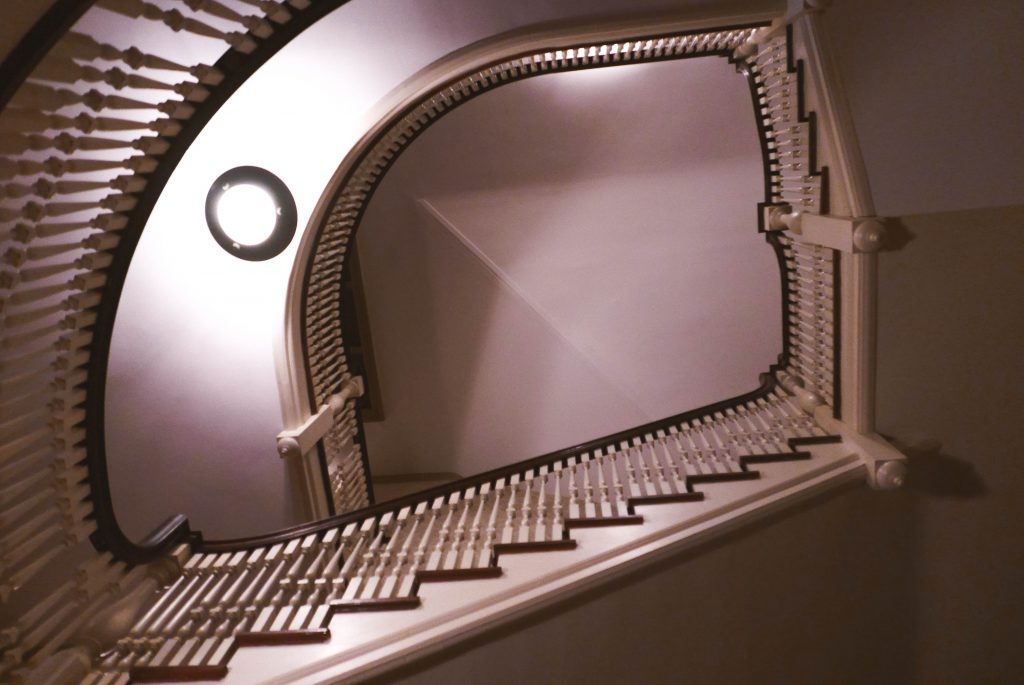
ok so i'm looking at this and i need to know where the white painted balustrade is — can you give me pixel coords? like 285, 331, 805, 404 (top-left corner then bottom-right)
72, 387, 830, 682
0, 2, 289, 682
0, 8, 903, 684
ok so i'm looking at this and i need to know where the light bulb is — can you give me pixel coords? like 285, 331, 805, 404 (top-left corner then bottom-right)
216, 183, 278, 246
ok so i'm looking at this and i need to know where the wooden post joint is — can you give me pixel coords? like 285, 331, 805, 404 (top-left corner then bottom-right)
277, 376, 364, 459
764, 204, 886, 253
808, 405, 908, 490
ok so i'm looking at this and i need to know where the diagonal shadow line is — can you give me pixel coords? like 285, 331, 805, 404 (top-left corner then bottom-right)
416, 197, 653, 421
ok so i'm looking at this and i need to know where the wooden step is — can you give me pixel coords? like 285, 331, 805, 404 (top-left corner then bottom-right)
330, 596, 422, 612
565, 515, 644, 529
493, 539, 577, 557
234, 629, 330, 647
416, 566, 503, 583
130, 665, 228, 683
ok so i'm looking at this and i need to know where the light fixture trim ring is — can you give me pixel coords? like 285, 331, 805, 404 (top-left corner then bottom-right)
205, 165, 297, 261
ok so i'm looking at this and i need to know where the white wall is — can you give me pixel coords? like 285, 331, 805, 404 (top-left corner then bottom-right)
360, 57, 778, 476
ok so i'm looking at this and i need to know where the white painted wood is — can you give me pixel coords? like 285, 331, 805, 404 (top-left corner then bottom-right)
275, 404, 333, 460
219, 445, 864, 685
791, 11, 878, 434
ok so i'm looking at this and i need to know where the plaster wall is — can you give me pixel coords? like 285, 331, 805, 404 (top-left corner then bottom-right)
359, 56, 777, 477
823, 0, 1024, 216
361, 203, 1024, 685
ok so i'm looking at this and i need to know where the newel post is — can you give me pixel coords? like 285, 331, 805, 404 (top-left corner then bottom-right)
21, 550, 184, 685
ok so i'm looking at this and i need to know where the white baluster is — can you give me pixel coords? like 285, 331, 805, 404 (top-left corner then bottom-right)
533, 467, 548, 542
446, 490, 474, 569
551, 464, 565, 541
479, 480, 503, 566
565, 459, 581, 520
516, 474, 533, 543
631, 439, 656, 495
499, 475, 518, 544
460, 484, 488, 568
395, 502, 427, 597
384, 509, 418, 599
581, 455, 598, 518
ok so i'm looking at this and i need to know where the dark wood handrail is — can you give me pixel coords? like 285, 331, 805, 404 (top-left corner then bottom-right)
74, 0, 358, 565
196, 350, 788, 553
0, 0, 95, 111
102, 16, 817, 563
198, 22, 808, 555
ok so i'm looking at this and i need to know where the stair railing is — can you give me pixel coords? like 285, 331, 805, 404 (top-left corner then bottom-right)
1, 1, 364, 681
278, 16, 805, 521
92, 383, 835, 684
0, 3, 907, 682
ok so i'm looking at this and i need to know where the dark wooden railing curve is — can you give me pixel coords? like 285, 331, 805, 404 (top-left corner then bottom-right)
81, 0, 359, 566
0, 9, 839, 679
267, 19, 832, 552
0, 0, 97, 110
198, 364, 787, 553
0, 0, 360, 569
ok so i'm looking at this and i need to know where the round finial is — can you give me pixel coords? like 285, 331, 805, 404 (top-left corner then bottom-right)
733, 41, 758, 60
769, 205, 802, 233
277, 437, 301, 459
796, 386, 825, 413
875, 460, 908, 490
777, 370, 804, 394
853, 220, 886, 252
328, 394, 346, 414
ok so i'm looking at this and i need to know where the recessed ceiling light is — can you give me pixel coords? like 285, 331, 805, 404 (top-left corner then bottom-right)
205, 166, 296, 261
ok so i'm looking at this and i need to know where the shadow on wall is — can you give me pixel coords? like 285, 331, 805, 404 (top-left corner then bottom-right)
364, 484, 922, 685
877, 216, 915, 251
357, 204, 1024, 685
890, 439, 988, 499
874, 204, 1023, 684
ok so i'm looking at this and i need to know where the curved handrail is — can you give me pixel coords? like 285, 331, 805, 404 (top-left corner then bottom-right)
0, 6, 839, 681
0, 4, 357, 672
201, 369, 786, 552
81, 0, 359, 565
0, 0, 96, 109
275, 13, 787, 519
279, 12, 778, 412
272, 10, 782, 516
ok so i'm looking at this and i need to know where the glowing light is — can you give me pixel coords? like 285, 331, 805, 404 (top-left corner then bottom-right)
216, 183, 278, 246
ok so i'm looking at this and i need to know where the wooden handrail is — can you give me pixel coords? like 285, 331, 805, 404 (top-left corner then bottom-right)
74, 0, 359, 563
0, 0, 96, 110
0, 12, 843, 682
198, 363, 786, 552
277, 16, 782, 534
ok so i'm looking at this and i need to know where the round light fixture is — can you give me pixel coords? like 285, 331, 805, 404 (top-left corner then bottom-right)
206, 166, 296, 261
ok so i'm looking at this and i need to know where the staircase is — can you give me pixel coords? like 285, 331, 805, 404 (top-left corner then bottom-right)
87, 389, 859, 684
0, 3, 905, 684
